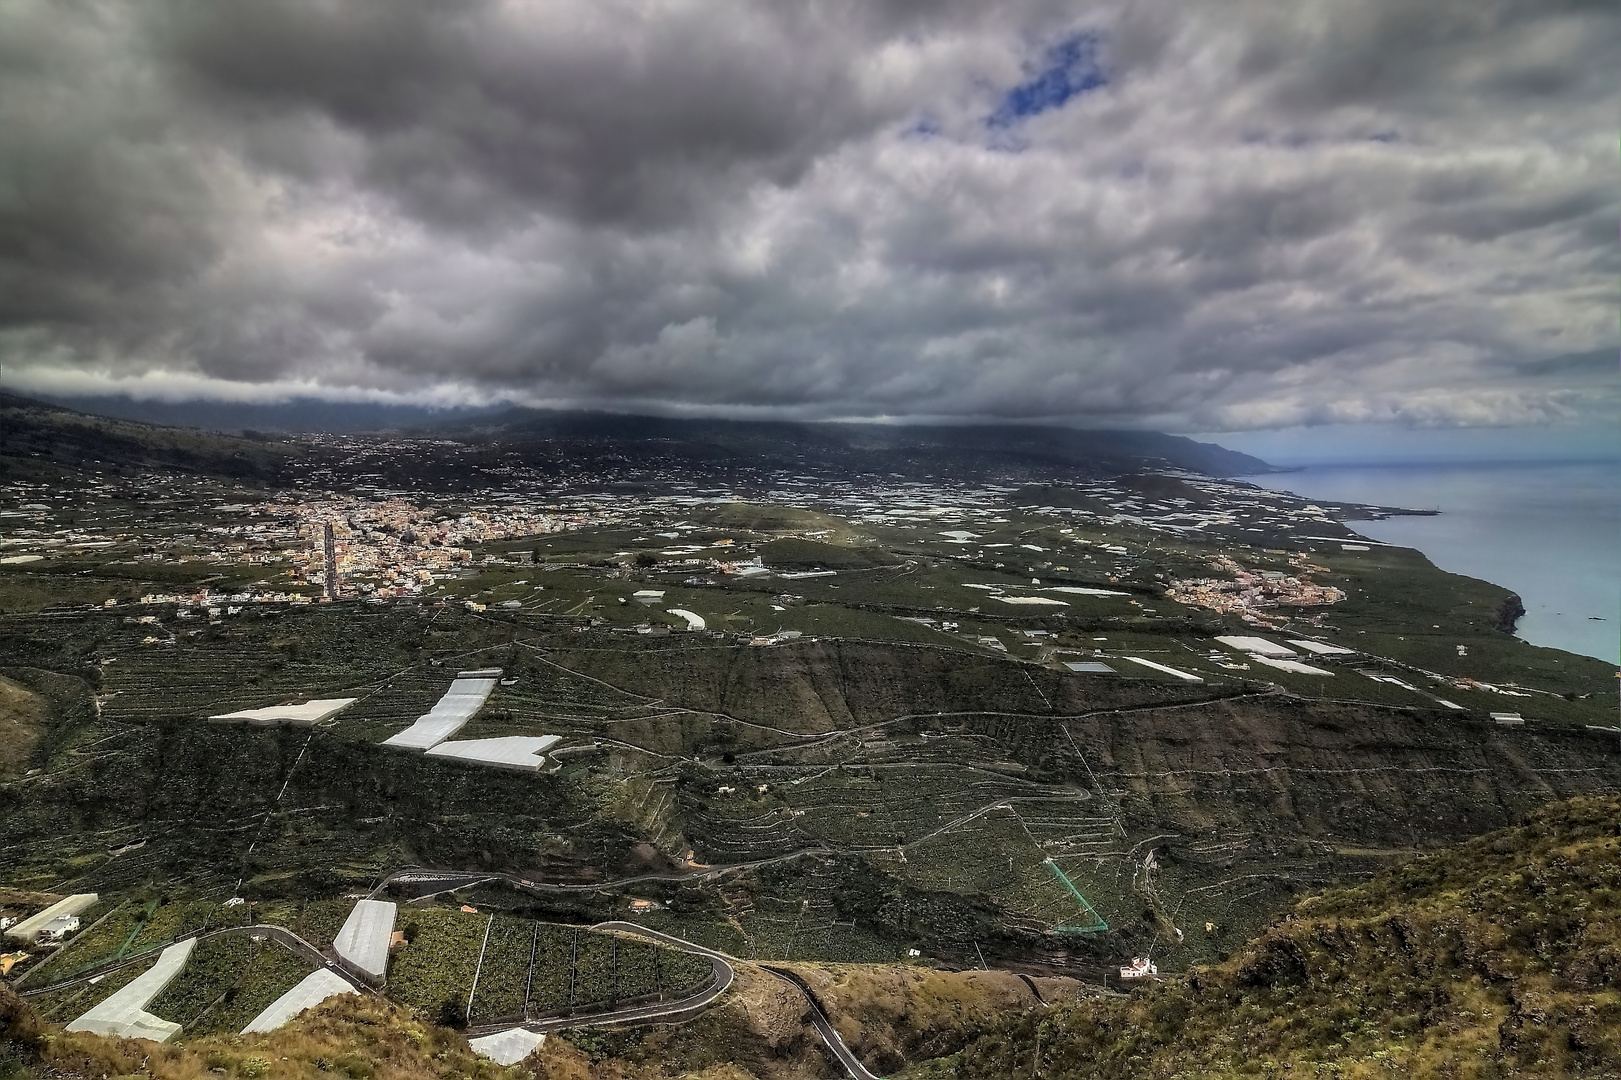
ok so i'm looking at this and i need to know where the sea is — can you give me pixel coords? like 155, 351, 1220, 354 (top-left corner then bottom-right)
1250, 460, 1619, 664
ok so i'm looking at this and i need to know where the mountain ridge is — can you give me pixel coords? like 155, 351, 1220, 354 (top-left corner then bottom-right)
4, 392, 1274, 481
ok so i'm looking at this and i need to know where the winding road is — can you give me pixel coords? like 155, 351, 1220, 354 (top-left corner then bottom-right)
18, 912, 881, 1077
759, 964, 885, 1080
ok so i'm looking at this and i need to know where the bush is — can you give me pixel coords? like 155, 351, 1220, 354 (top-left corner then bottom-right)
435, 997, 466, 1029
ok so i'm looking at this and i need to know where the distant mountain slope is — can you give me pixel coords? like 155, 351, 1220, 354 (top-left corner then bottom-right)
1, 392, 1271, 487
442, 408, 1275, 479
924, 793, 1621, 1079
0, 393, 293, 483
26, 393, 500, 435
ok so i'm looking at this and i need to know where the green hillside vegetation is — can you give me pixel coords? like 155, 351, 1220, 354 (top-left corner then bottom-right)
0, 676, 48, 781
756, 537, 901, 570
0, 394, 294, 484
907, 793, 1621, 1080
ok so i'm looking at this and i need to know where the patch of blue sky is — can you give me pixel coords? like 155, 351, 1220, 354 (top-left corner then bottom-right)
903, 113, 943, 140
987, 32, 1106, 130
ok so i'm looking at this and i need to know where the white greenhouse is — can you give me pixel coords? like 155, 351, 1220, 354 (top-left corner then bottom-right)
333, 899, 396, 983
381, 673, 500, 750
65, 937, 197, 1042
425, 735, 561, 772
241, 968, 355, 1033
209, 698, 357, 726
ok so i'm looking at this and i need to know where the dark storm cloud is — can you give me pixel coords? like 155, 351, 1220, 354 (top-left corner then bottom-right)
3, 0, 1616, 430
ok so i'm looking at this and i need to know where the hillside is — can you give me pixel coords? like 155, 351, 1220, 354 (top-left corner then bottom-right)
3, 796, 1613, 1080
0, 394, 293, 484
444, 409, 1275, 480
903, 793, 1621, 1079
1, 392, 1270, 493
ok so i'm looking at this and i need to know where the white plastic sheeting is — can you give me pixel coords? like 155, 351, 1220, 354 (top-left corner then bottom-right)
1214, 636, 1296, 657
1121, 656, 1205, 682
5, 893, 97, 943
1250, 655, 1335, 676
210, 699, 357, 726
66, 937, 196, 1042
333, 900, 395, 983
667, 608, 706, 630
1287, 639, 1357, 656
469, 1027, 546, 1065
241, 968, 355, 1033
382, 676, 499, 749
425, 735, 562, 772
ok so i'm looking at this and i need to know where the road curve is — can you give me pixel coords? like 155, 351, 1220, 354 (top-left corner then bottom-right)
588, 924, 885, 1079
759, 964, 885, 1080
464, 921, 736, 1037
19, 915, 875, 1079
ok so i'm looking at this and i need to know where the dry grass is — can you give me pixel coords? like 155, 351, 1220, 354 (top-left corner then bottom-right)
5, 992, 514, 1080
932, 793, 1621, 1079
788, 962, 1088, 1074
0, 676, 47, 781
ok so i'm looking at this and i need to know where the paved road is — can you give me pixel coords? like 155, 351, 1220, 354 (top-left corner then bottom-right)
759, 964, 885, 1080
463, 921, 736, 1037
583, 924, 884, 1078
20, 915, 875, 1079
366, 856, 824, 902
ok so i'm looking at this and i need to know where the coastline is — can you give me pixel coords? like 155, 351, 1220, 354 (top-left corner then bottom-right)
1249, 460, 1618, 664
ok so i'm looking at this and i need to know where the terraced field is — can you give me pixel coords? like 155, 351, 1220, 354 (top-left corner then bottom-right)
378, 906, 715, 1022
19, 951, 160, 1023
388, 907, 485, 1018
467, 917, 531, 1024
147, 933, 253, 1029
193, 938, 316, 1035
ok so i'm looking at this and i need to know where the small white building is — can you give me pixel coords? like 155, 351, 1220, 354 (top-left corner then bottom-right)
36, 916, 81, 943
4, 894, 98, 945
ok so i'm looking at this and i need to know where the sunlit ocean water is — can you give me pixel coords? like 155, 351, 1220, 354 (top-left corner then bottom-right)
1252, 460, 1618, 664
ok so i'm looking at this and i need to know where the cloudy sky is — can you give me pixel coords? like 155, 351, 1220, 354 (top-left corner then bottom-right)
3, 0, 1616, 435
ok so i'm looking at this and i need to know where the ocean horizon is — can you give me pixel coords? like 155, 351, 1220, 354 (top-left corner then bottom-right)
1252, 459, 1618, 664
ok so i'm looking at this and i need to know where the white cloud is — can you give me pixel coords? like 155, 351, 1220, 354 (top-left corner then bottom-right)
1, 0, 1615, 431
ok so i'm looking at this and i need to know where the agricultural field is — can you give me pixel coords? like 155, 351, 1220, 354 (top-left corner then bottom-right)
387, 907, 485, 1019
147, 933, 253, 1030
568, 931, 617, 1008
353, 904, 717, 1023
467, 917, 531, 1024
19, 951, 160, 1023
526, 925, 577, 1017
656, 948, 713, 998
190, 939, 317, 1036
291, 899, 357, 950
